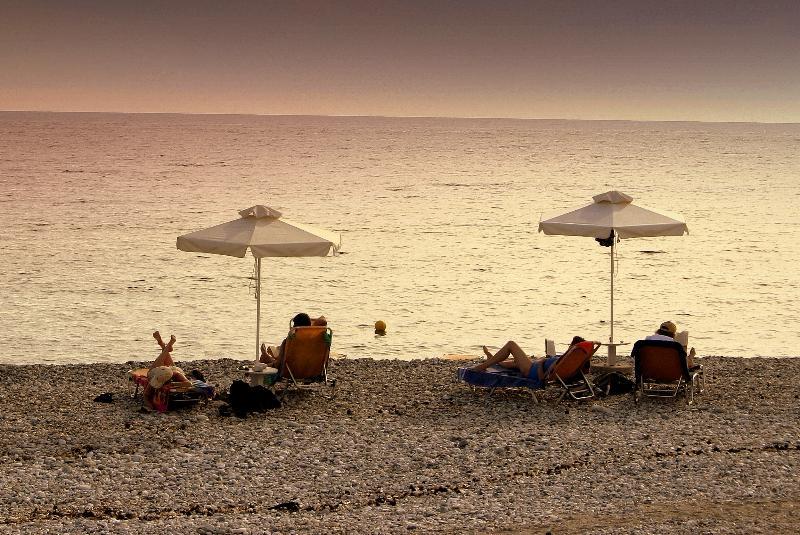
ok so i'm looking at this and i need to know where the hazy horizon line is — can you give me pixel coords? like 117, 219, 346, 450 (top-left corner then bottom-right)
2, 108, 798, 126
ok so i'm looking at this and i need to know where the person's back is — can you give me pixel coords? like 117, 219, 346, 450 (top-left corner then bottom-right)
641, 320, 696, 367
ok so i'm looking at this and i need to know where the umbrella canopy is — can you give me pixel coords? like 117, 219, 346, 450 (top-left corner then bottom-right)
538, 190, 688, 239
177, 205, 340, 360
538, 191, 688, 361
177, 205, 340, 258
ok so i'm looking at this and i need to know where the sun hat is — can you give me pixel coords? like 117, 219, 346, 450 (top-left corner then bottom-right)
658, 321, 677, 336
148, 366, 174, 389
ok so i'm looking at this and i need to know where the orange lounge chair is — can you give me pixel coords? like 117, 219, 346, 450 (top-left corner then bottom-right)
274, 325, 335, 397
632, 339, 703, 405
546, 341, 598, 401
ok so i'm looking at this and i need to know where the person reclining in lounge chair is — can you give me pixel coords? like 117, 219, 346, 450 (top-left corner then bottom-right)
471, 336, 600, 388
644, 321, 697, 367
260, 312, 327, 366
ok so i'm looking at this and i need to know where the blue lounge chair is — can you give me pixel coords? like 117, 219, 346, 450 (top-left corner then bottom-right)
457, 342, 597, 402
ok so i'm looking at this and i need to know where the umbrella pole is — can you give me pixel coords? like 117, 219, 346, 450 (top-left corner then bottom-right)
609, 238, 616, 365
255, 256, 261, 362
610, 239, 614, 344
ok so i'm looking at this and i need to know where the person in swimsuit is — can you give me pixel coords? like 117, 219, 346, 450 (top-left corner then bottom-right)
471, 337, 599, 387
470, 340, 558, 387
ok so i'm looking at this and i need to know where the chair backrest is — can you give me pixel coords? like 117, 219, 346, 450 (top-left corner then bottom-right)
632, 339, 690, 383
548, 342, 595, 382
545, 339, 557, 357
280, 326, 333, 380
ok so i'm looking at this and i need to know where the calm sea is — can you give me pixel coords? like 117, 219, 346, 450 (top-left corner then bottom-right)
1, 112, 798, 364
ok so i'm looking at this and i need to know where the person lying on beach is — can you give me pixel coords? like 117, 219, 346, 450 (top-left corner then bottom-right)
643, 321, 697, 367
144, 331, 194, 409
471, 337, 600, 387
259, 312, 327, 366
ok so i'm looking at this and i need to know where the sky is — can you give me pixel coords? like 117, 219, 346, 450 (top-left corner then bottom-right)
1, 0, 799, 122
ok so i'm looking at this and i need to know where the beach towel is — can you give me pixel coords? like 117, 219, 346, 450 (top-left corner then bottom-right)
457, 365, 543, 389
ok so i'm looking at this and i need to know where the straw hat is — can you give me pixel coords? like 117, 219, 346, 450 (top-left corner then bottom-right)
148, 366, 174, 389
658, 321, 677, 336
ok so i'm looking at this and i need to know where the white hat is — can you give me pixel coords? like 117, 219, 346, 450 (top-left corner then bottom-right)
148, 366, 173, 389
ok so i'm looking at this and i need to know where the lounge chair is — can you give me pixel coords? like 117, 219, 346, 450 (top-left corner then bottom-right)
631, 339, 703, 405
274, 325, 335, 397
457, 342, 598, 403
548, 342, 598, 401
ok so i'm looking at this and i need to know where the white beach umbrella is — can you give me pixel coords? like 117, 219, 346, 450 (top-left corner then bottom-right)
538, 191, 688, 354
177, 205, 340, 361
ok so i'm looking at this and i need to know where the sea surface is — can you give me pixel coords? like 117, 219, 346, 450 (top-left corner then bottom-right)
1, 112, 799, 364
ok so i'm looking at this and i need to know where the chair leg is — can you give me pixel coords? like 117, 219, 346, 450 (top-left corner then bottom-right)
322, 378, 337, 400
579, 370, 596, 399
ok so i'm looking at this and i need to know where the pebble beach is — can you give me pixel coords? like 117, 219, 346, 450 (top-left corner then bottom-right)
1, 356, 798, 534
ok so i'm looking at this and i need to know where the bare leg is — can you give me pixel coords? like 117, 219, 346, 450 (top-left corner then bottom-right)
472, 341, 533, 376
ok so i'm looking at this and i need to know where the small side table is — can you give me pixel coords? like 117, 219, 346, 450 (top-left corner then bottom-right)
242, 367, 278, 387
600, 342, 629, 366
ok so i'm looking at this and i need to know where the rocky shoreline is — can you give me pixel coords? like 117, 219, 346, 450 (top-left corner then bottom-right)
1, 356, 798, 534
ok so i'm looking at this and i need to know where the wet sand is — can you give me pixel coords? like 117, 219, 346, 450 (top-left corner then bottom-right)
0, 356, 798, 534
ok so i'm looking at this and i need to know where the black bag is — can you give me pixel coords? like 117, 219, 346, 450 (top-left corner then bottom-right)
226, 380, 281, 418
592, 372, 635, 396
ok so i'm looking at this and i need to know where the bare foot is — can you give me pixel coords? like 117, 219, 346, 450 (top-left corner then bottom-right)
688, 346, 697, 367
482, 345, 493, 359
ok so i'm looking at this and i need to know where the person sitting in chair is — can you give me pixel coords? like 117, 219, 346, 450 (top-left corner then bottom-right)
471, 337, 599, 387
260, 312, 327, 366
644, 321, 696, 367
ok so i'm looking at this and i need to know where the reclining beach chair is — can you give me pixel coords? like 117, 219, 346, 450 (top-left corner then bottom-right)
274, 325, 335, 397
457, 342, 598, 403
632, 339, 703, 405
547, 342, 598, 401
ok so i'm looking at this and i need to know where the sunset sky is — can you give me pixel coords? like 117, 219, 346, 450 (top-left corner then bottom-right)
2, 0, 799, 122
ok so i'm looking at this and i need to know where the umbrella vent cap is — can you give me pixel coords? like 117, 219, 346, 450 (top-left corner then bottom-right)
239, 205, 283, 219
593, 191, 633, 204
